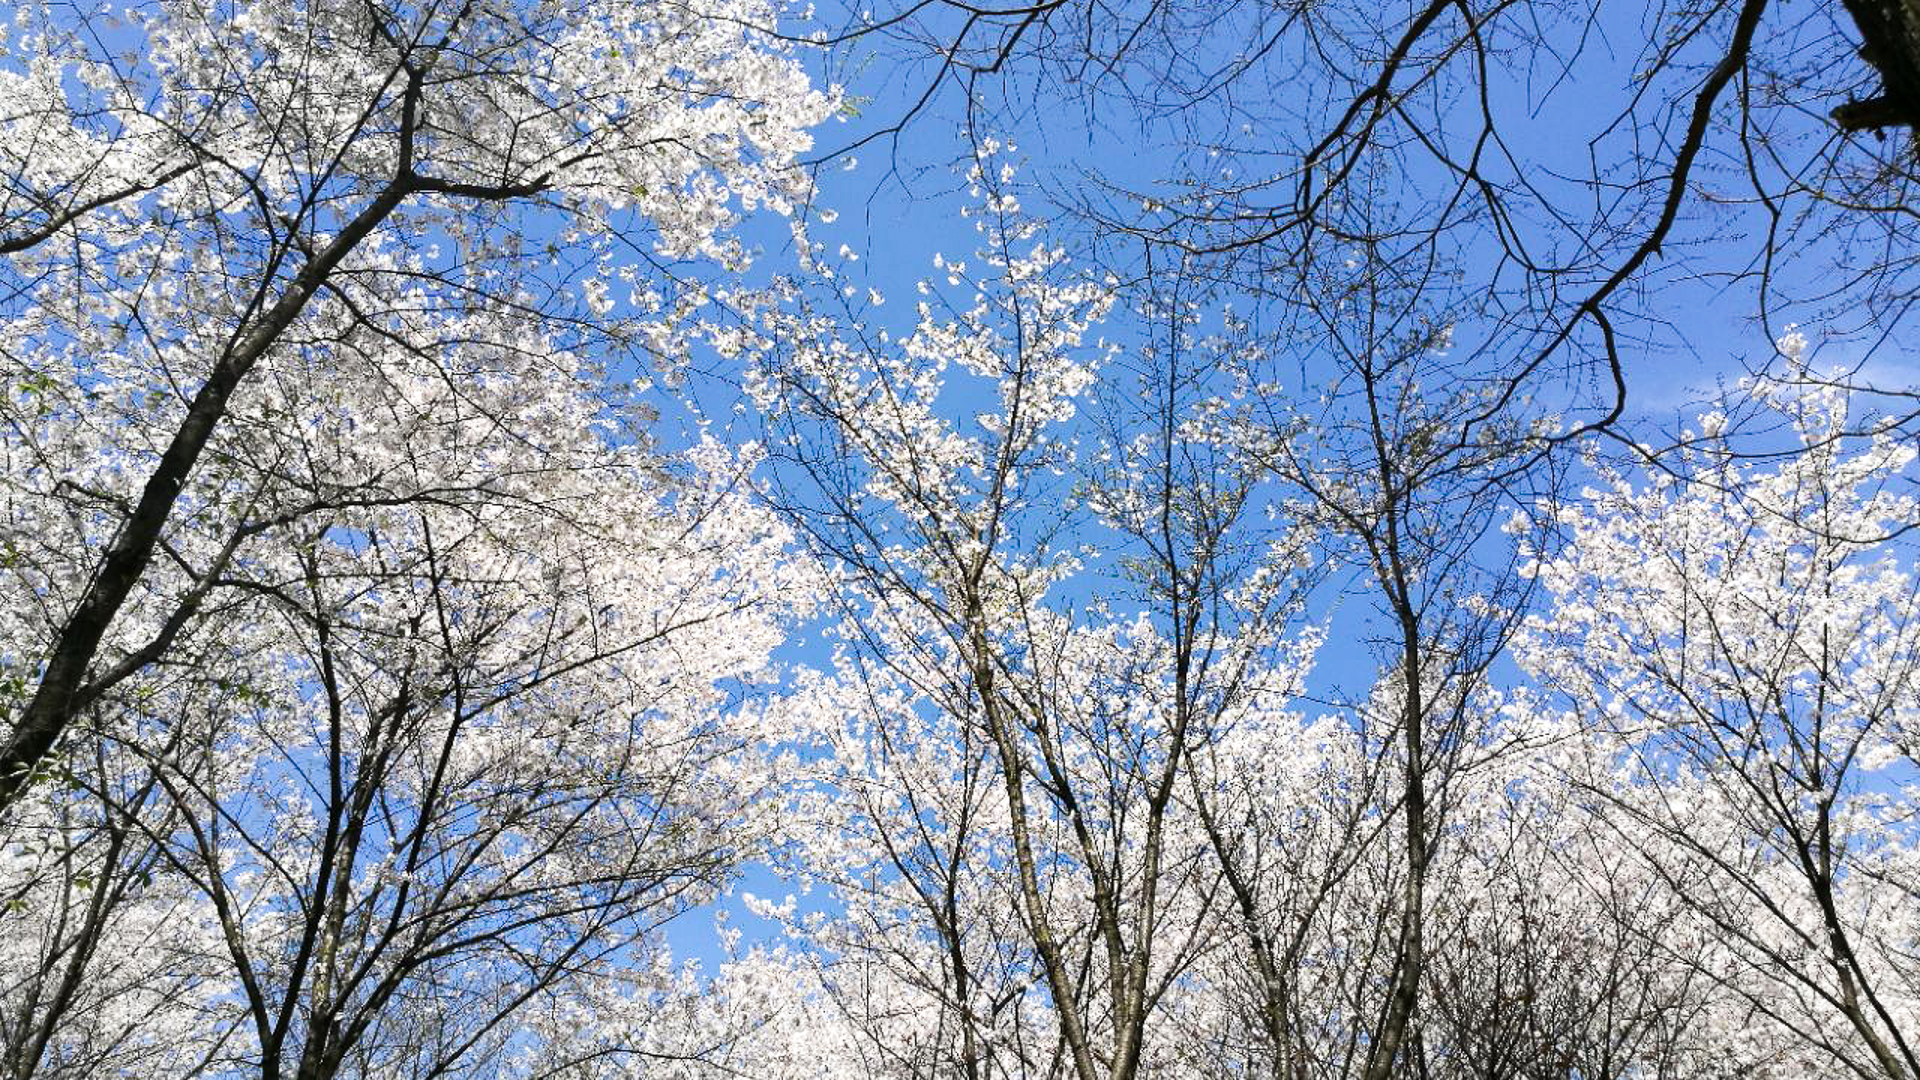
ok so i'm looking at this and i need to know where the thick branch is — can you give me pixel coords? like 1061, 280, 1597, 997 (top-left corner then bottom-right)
1836, 0, 1920, 131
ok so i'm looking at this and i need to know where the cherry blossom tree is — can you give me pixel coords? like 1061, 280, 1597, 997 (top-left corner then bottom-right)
0, 0, 832, 805
1211, 231, 1575, 1079
736, 154, 1331, 1080
1520, 335, 1920, 1080
1, 325, 816, 1078
0, 0, 837, 1069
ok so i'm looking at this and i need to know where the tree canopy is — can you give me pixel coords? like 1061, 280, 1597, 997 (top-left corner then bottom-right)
1, 1, 1917, 1078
